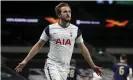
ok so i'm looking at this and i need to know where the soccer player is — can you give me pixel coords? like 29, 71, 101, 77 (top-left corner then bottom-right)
67, 59, 77, 80
67, 59, 92, 80
15, 2, 103, 80
113, 54, 132, 80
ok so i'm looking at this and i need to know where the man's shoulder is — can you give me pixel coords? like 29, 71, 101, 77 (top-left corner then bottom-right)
70, 23, 78, 28
48, 23, 58, 28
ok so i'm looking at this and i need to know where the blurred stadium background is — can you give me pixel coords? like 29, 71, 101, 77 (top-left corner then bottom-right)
1, 1, 133, 80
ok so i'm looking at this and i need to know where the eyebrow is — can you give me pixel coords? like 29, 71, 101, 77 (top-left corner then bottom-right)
63, 9, 71, 12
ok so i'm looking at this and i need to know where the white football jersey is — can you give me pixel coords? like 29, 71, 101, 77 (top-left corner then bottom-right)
40, 23, 83, 70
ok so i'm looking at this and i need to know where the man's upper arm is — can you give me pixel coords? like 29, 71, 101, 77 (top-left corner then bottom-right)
76, 42, 84, 49
76, 42, 87, 55
37, 39, 47, 47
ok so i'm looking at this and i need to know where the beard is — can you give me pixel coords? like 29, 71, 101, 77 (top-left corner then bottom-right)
65, 19, 71, 22
61, 17, 71, 22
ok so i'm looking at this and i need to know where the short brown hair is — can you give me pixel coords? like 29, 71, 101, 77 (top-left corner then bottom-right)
120, 54, 127, 60
55, 2, 70, 17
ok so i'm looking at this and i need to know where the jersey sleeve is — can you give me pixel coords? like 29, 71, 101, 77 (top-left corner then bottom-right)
40, 26, 50, 41
75, 28, 84, 43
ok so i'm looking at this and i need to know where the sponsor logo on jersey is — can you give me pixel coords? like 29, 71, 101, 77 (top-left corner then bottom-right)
56, 38, 71, 45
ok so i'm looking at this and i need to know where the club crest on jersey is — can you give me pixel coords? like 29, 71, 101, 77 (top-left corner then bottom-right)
56, 38, 71, 45
70, 32, 72, 37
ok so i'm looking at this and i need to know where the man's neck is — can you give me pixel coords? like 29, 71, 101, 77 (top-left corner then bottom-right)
58, 20, 70, 28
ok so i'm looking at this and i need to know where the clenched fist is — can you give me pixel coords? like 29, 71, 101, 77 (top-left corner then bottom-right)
15, 61, 27, 73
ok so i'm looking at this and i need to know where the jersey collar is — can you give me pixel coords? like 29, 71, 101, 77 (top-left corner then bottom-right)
58, 22, 70, 28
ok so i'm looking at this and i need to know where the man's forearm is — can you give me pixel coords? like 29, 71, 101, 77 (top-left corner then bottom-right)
23, 41, 44, 63
80, 46, 96, 68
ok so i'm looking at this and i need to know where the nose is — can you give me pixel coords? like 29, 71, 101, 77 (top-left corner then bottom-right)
67, 13, 70, 17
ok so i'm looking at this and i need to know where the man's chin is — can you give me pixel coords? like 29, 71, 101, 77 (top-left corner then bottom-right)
65, 20, 71, 22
